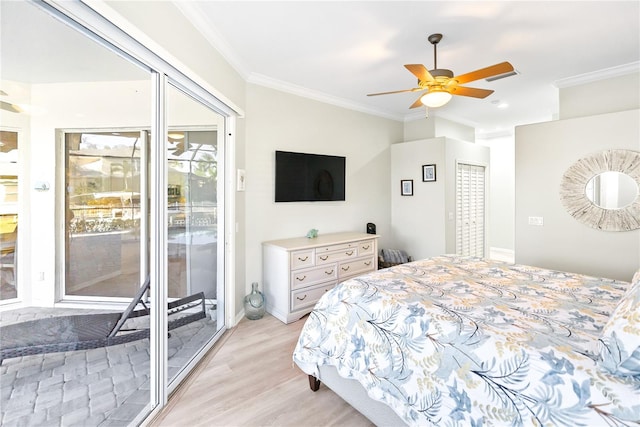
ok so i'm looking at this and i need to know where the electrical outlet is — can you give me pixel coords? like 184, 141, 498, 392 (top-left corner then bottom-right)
528, 216, 544, 226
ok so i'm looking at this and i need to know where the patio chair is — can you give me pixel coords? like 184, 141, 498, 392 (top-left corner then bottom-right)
0, 276, 206, 363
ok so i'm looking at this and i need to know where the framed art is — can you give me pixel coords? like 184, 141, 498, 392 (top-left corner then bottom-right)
401, 179, 413, 196
422, 164, 436, 182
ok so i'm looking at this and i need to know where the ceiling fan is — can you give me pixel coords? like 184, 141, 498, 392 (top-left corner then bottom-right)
0, 90, 23, 113
367, 33, 515, 109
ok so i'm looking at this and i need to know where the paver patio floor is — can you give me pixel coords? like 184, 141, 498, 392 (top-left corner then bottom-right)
1, 307, 217, 426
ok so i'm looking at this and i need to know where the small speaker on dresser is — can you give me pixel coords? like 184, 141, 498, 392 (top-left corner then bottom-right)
366, 222, 376, 234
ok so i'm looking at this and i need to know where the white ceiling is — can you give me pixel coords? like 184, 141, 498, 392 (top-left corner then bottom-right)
1, 1, 638, 138
175, 1, 640, 136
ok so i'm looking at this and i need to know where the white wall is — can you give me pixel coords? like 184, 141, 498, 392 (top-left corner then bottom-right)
390, 137, 489, 259
244, 84, 403, 288
391, 138, 447, 259
559, 72, 640, 120
515, 109, 640, 281
477, 133, 515, 255
403, 116, 475, 143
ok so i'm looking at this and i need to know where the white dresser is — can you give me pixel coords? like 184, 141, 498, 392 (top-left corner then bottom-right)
262, 232, 379, 324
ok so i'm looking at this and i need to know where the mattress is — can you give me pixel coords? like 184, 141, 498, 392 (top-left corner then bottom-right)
293, 255, 640, 426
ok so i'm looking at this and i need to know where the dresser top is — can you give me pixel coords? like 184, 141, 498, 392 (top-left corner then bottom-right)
263, 231, 379, 251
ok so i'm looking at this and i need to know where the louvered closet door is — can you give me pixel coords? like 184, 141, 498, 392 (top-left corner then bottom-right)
456, 163, 486, 257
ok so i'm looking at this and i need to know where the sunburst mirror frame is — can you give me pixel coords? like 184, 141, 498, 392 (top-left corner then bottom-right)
559, 149, 640, 232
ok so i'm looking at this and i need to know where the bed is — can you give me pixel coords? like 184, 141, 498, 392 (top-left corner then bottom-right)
293, 255, 640, 426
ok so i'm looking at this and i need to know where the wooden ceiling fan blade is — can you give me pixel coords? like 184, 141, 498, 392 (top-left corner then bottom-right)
0, 101, 22, 113
409, 93, 425, 109
367, 88, 422, 96
450, 86, 494, 98
404, 64, 434, 83
453, 62, 514, 85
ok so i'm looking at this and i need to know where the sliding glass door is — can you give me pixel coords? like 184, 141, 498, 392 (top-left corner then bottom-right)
65, 131, 146, 299
166, 85, 225, 384
0, 130, 18, 301
0, 1, 232, 424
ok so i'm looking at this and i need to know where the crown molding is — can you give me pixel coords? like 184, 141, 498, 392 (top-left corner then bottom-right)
173, 2, 250, 80
554, 61, 640, 88
247, 73, 404, 121
175, 2, 405, 122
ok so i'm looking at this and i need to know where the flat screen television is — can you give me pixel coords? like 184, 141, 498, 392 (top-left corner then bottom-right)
275, 150, 346, 202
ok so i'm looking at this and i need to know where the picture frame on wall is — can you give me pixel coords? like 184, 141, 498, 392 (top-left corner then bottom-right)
401, 179, 413, 196
422, 164, 436, 182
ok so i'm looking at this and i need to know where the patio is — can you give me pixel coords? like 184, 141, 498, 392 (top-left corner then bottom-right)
0, 307, 217, 426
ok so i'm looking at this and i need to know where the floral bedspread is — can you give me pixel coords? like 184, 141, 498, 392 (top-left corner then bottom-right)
292, 255, 640, 426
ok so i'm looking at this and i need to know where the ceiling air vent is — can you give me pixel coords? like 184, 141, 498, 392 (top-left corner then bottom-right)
485, 70, 519, 82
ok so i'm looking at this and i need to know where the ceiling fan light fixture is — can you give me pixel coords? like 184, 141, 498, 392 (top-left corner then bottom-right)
420, 90, 452, 108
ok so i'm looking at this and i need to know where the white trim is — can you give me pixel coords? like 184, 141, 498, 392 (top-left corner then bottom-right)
248, 73, 404, 121
554, 61, 640, 88
235, 309, 246, 327
489, 247, 515, 263
225, 116, 237, 327
173, 1, 250, 81
150, 71, 169, 410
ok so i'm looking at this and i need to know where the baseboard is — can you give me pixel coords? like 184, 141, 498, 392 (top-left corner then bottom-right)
490, 247, 515, 263
234, 309, 245, 326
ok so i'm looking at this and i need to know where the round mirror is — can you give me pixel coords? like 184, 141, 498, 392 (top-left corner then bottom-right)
585, 171, 639, 209
559, 149, 640, 232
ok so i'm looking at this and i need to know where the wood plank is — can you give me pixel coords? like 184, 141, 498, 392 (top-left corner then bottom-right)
150, 314, 373, 426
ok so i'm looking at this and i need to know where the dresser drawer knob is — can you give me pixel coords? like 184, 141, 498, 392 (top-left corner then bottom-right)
325, 270, 334, 275
362, 245, 369, 250
365, 261, 371, 266
296, 294, 307, 301
296, 275, 306, 281
341, 266, 350, 271
298, 256, 309, 261
319, 255, 328, 261
346, 251, 354, 256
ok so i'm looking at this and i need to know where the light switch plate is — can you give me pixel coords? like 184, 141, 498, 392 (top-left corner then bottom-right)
528, 216, 544, 226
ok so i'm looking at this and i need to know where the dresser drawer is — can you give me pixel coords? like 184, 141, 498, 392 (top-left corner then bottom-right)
291, 264, 338, 290
291, 283, 334, 311
358, 239, 375, 256
316, 241, 360, 254
338, 256, 375, 279
316, 248, 358, 265
290, 249, 314, 270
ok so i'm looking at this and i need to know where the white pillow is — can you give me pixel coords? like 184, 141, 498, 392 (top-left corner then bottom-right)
598, 270, 640, 377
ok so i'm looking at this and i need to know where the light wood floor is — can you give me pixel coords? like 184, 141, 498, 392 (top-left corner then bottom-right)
151, 313, 374, 427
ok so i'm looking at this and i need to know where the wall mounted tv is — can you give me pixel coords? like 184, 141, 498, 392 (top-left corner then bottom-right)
275, 150, 346, 202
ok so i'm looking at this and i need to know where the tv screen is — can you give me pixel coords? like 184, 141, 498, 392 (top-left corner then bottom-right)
275, 150, 346, 202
